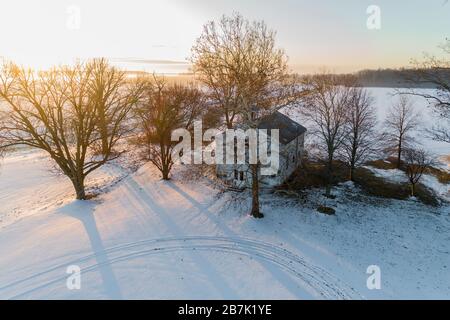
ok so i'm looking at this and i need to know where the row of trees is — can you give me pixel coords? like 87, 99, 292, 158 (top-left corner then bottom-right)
0, 14, 448, 215
0, 60, 209, 200
297, 39, 449, 199
301, 73, 441, 197
286, 39, 449, 200
0, 14, 297, 219
301, 75, 376, 197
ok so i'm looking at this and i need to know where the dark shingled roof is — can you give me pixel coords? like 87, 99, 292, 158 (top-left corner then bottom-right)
257, 111, 307, 145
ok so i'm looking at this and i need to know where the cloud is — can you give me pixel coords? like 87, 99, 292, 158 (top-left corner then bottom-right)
112, 58, 190, 65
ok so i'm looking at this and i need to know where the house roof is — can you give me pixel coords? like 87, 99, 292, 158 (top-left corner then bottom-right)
257, 111, 307, 145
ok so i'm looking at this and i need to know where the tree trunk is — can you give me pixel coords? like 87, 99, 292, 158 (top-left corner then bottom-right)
397, 140, 402, 169
350, 142, 357, 181
250, 164, 263, 218
410, 183, 415, 197
98, 103, 109, 156
325, 155, 333, 197
162, 166, 170, 180
72, 176, 86, 200
101, 134, 109, 156
100, 119, 108, 155
160, 143, 171, 180
349, 165, 355, 182
161, 155, 170, 180
225, 111, 233, 129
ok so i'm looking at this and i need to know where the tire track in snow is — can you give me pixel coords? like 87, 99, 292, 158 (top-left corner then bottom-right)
0, 236, 362, 299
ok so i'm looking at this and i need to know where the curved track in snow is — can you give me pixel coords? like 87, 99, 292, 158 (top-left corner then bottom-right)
0, 236, 362, 299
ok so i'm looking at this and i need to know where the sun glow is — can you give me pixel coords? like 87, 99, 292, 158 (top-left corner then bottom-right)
0, 0, 448, 73
0, 0, 199, 72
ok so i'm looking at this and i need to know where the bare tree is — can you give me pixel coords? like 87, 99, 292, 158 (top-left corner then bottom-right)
192, 13, 300, 218
89, 58, 144, 155
383, 96, 420, 169
301, 74, 352, 197
401, 40, 450, 142
190, 14, 243, 129
135, 76, 203, 180
0, 61, 139, 200
340, 87, 377, 181
403, 148, 434, 197
201, 104, 223, 130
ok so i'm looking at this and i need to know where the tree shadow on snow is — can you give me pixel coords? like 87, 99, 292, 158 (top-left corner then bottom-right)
125, 177, 239, 299
60, 200, 123, 299
164, 181, 309, 299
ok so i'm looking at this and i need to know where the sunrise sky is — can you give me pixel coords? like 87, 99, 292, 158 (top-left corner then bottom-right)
0, 0, 449, 74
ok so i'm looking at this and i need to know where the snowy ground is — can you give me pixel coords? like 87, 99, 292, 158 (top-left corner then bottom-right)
0, 149, 128, 228
0, 148, 449, 300
0, 88, 449, 300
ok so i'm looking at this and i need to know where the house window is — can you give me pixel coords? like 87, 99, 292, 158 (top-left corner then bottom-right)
239, 171, 244, 181
234, 169, 238, 180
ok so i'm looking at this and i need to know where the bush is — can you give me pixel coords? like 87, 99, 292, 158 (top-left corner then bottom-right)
365, 158, 398, 170
414, 184, 440, 207
353, 167, 439, 206
282, 160, 348, 190
317, 206, 335, 215
368, 157, 450, 185
281, 161, 441, 207
425, 166, 450, 184
353, 167, 409, 200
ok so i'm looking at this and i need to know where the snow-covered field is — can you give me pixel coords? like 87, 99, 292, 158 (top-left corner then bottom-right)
285, 87, 450, 166
369, 88, 450, 162
0, 149, 127, 229
0, 88, 449, 300
0, 148, 449, 299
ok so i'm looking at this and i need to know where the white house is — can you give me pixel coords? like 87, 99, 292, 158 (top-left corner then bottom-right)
216, 111, 307, 189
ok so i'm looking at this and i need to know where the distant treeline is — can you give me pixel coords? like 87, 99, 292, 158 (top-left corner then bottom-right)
330, 68, 450, 88
127, 68, 450, 89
